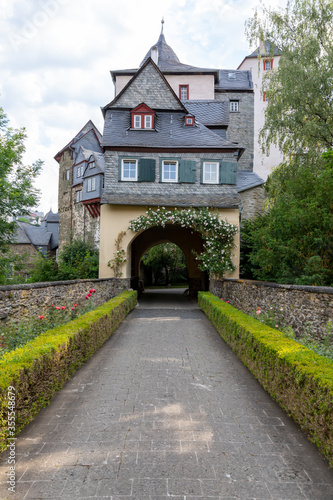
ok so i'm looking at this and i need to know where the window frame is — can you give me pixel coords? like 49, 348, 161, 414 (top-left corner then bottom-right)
161, 160, 179, 183
202, 161, 219, 184
179, 85, 189, 100
263, 59, 273, 71
133, 115, 142, 128
185, 116, 194, 126
76, 190, 82, 202
121, 158, 138, 182
230, 100, 239, 112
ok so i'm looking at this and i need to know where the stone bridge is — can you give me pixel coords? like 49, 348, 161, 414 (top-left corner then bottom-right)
0, 288, 332, 499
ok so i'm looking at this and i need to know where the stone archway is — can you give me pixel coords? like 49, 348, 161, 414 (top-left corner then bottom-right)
130, 224, 208, 296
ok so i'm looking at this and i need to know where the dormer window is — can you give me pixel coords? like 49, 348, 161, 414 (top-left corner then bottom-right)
185, 116, 194, 126
131, 103, 155, 129
88, 161, 95, 169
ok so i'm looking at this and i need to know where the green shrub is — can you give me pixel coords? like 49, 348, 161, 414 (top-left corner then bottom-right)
0, 290, 137, 451
198, 292, 333, 466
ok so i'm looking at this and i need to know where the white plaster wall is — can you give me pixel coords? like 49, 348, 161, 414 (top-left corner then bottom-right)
238, 56, 283, 180
115, 74, 215, 100
165, 75, 215, 100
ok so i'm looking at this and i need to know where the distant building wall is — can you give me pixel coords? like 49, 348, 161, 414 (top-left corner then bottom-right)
238, 55, 283, 179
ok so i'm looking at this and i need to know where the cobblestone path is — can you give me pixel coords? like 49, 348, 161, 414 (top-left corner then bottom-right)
1, 289, 333, 500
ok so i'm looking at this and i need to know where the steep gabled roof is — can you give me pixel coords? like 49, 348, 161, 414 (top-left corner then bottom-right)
111, 32, 220, 83
54, 121, 102, 162
102, 58, 187, 115
237, 41, 282, 69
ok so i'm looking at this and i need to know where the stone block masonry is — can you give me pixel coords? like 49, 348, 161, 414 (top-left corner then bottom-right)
0, 278, 130, 322
210, 278, 333, 339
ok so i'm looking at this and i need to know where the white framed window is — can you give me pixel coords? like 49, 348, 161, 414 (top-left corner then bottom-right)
89, 161, 95, 169
87, 177, 96, 192
162, 160, 178, 182
144, 115, 152, 129
179, 85, 189, 100
77, 165, 83, 177
76, 190, 82, 202
203, 162, 219, 184
230, 100, 239, 112
66, 170, 70, 180
134, 115, 141, 128
121, 159, 138, 181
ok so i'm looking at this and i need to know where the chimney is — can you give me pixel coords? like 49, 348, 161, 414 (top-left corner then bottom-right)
151, 46, 158, 65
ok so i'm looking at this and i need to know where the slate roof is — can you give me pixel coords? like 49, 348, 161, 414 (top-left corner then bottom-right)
44, 210, 59, 223
54, 121, 102, 162
13, 222, 52, 247
247, 41, 282, 58
102, 109, 240, 150
216, 70, 253, 91
101, 185, 241, 208
183, 101, 229, 126
111, 33, 220, 83
237, 170, 265, 192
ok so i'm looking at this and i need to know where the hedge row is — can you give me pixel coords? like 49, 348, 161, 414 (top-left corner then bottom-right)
0, 290, 137, 451
198, 292, 333, 466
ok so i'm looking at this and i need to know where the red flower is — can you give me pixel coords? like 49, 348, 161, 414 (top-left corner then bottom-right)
39, 315, 45, 320
87, 293, 92, 297
89, 289, 96, 293
71, 306, 75, 310
61, 306, 66, 310
55, 306, 60, 310
85, 296, 89, 300
73, 304, 78, 307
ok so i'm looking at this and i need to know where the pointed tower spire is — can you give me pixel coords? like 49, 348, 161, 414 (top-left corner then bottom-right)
161, 17, 164, 34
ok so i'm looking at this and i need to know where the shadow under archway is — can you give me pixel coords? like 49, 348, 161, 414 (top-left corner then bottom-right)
130, 224, 209, 297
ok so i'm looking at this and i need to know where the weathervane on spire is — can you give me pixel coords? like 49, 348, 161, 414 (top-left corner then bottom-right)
161, 17, 164, 34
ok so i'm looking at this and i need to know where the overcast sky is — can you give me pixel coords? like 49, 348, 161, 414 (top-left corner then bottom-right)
0, 0, 284, 214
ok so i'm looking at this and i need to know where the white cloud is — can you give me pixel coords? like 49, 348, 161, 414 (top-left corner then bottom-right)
0, 0, 286, 213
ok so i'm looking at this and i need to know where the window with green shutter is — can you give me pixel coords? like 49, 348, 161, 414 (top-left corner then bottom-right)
138, 158, 156, 182
219, 161, 237, 185
178, 160, 196, 183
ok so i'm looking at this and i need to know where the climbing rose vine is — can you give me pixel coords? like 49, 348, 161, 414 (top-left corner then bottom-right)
129, 207, 238, 277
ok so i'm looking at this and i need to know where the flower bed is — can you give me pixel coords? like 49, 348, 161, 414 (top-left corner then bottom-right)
198, 291, 333, 466
0, 290, 137, 451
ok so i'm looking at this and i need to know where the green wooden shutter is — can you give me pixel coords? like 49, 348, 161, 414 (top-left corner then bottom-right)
179, 160, 196, 183
118, 157, 122, 181
138, 158, 156, 182
219, 161, 237, 185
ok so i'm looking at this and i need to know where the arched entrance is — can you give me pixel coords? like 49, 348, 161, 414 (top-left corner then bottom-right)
130, 224, 209, 296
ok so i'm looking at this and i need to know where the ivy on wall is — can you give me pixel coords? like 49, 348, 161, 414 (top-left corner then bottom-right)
129, 207, 238, 277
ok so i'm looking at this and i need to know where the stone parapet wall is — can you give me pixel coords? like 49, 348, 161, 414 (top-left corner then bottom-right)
210, 278, 333, 339
0, 278, 130, 322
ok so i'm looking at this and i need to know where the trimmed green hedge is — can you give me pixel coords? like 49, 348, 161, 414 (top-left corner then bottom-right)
0, 291, 137, 451
198, 292, 333, 466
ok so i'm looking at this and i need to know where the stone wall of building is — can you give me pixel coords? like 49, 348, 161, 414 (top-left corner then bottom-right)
239, 185, 267, 220
58, 150, 101, 252
0, 278, 130, 322
103, 150, 241, 208
215, 92, 254, 172
210, 278, 333, 339
58, 150, 73, 252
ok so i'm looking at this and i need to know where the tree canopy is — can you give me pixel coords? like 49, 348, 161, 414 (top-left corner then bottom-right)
0, 107, 41, 249
245, 0, 333, 157
242, 0, 333, 286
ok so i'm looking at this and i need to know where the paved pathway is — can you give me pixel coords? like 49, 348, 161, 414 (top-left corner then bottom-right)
1, 289, 333, 500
